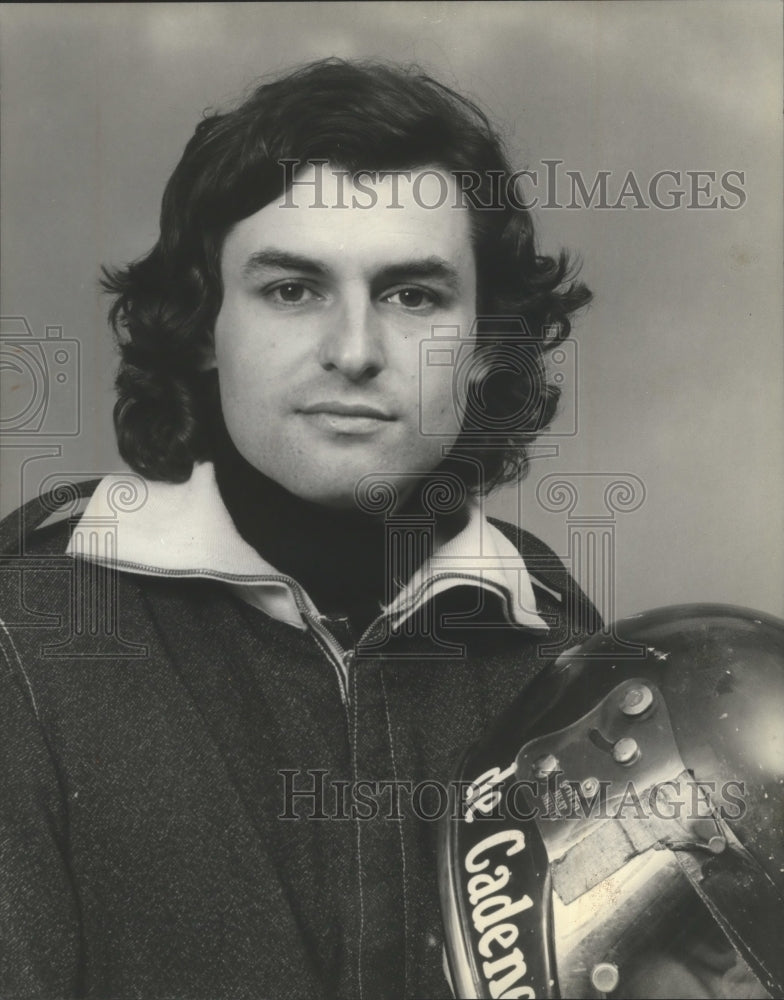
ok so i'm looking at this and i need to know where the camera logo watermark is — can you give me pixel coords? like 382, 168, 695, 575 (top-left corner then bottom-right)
0, 317, 81, 437
417, 316, 578, 441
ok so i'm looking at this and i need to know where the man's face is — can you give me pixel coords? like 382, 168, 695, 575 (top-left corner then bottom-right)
213, 164, 477, 508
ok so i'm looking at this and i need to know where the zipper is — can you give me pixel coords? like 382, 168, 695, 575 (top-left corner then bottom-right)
298, 606, 353, 706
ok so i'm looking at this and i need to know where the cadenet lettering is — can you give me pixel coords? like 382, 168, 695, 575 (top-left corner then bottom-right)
464, 760, 517, 823
463, 829, 536, 998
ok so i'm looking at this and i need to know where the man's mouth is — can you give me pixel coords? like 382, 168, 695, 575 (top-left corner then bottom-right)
298, 401, 397, 434
300, 401, 395, 420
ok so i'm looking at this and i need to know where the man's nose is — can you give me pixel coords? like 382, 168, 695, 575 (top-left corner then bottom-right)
317, 294, 386, 381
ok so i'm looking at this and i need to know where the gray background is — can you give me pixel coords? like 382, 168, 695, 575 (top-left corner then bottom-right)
1, 1, 782, 620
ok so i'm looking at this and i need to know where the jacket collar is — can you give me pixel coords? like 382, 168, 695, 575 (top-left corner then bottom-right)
66, 462, 548, 632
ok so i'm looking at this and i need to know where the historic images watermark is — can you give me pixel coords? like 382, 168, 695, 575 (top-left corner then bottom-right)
278, 768, 747, 824
279, 159, 747, 211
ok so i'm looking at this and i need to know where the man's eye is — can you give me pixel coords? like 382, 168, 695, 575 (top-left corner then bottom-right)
266, 282, 317, 305
384, 287, 437, 310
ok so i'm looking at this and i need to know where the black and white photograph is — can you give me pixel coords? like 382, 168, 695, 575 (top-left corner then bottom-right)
1, 3, 782, 998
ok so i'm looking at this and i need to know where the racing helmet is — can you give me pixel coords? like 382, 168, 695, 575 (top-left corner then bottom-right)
440, 604, 784, 999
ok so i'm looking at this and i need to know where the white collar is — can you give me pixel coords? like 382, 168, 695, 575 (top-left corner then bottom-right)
66, 462, 549, 633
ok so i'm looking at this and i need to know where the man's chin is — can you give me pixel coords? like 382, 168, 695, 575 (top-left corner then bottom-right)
269, 474, 374, 513
297, 490, 366, 512
273, 472, 416, 515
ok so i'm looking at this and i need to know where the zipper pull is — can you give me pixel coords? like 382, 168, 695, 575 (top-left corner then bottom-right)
319, 614, 356, 651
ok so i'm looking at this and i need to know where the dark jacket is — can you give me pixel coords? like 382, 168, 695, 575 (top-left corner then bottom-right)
0, 483, 600, 1000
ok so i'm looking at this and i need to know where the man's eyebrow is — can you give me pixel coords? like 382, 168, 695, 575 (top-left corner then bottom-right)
241, 250, 464, 288
241, 249, 330, 278
374, 257, 463, 289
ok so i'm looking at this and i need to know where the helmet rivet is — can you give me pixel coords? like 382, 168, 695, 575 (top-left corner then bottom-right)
533, 753, 560, 778
581, 777, 600, 796
708, 835, 727, 854
591, 962, 620, 993
612, 737, 640, 765
620, 684, 654, 716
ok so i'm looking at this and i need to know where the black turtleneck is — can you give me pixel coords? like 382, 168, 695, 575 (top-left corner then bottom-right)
210, 412, 467, 638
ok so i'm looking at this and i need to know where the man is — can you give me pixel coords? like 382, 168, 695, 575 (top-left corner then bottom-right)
0, 60, 598, 999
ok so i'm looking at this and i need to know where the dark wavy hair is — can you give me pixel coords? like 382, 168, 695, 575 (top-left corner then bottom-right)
102, 58, 591, 492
